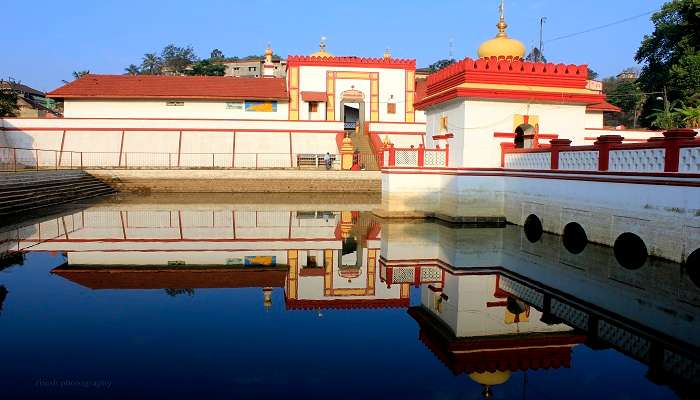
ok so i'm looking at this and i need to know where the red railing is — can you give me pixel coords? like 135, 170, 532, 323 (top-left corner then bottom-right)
0, 147, 349, 172
501, 129, 699, 173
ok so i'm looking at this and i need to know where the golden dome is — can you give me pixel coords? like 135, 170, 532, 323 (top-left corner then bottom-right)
311, 36, 334, 58
477, 1, 525, 59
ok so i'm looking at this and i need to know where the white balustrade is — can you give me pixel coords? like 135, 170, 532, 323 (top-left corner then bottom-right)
679, 147, 700, 173
609, 149, 665, 172
504, 152, 551, 170
559, 151, 599, 171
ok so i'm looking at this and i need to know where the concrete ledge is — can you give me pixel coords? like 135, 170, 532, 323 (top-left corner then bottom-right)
373, 208, 506, 227
88, 169, 381, 193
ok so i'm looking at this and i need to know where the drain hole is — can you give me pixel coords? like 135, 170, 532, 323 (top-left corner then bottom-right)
613, 232, 648, 270
523, 214, 543, 243
562, 222, 588, 254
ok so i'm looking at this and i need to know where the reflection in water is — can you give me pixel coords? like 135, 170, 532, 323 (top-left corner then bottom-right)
0, 196, 698, 398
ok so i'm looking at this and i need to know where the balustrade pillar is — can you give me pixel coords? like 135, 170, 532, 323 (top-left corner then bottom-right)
549, 139, 572, 170
662, 128, 697, 172
418, 144, 425, 167
388, 144, 396, 167
594, 135, 623, 171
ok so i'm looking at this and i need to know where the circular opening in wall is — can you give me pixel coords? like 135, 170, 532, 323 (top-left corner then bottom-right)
686, 248, 700, 288
524, 214, 543, 243
613, 233, 648, 270
562, 222, 588, 254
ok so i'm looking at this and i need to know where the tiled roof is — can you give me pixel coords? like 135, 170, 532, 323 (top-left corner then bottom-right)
47, 74, 288, 100
586, 101, 621, 112
0, 81, 45, 97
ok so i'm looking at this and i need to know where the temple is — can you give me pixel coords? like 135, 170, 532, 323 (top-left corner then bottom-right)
1, 3, 655, 169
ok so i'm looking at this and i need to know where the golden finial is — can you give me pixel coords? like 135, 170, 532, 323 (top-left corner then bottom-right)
384, 47, 391, 59
496, 0, 508, 37
320, 36, 327, 52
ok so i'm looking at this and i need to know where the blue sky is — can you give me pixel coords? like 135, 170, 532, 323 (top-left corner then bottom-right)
2, 0, 666, 91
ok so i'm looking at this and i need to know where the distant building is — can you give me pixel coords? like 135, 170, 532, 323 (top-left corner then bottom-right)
219, 55, 287, 78
616, 68, 639, 81
0, 81, 60, 118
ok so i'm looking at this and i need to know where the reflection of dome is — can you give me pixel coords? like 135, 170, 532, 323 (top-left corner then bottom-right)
468, 370, 511, 386
477, 2, 525, 59
469, 371, 512, 398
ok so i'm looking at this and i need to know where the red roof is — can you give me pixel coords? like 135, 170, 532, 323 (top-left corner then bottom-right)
586, 101, 621, 112
51, 267, 288, 289
47, 74, 288, 101
301, 91, 327, 102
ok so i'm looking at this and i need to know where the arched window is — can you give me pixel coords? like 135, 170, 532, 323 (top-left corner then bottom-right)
514, 123, 535, 149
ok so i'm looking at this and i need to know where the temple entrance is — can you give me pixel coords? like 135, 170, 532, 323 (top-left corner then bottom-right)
339, 88, 366, 135
514, 123, 536, 149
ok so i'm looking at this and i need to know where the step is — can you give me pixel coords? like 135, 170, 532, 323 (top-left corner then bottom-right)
0, 181, 114, 206
0, 186, 115, 215
0, 176, 108, 194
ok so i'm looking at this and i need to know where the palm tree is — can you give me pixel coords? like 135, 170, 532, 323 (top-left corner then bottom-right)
125, 64, 141, 75
140, 53, 162, 75
674, 105, 700, 128
72, 70, 90, 80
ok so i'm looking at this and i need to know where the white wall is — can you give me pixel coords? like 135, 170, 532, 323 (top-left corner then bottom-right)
585, 111, 604, 129
63, 99, 290, 120
297, 65, 408, 122
424, 100, 465, 166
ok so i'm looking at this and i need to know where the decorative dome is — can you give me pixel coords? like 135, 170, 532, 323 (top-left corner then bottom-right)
477, 1, 525, 59
311, 36, 334, 58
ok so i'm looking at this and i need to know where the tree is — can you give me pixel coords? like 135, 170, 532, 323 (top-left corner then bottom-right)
186, 59, 226, 76
161, 44, 198, 75
140, 53, 163, 75
674, 104, 700, 128
0, 80, 19, 117
650, 93, 679, 129
587, 68, 599, 80
603, 73, 645, 127
525, 47, 547, 63
635, 0, 700, 126
72, 70, 90, 80
125, 64, 141, 75
427, 59, 456, 72
210, 49, 225, 60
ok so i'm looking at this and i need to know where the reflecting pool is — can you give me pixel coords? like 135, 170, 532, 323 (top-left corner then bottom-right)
0, 194, 697, 399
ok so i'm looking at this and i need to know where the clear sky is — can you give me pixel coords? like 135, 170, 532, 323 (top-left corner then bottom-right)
2, 0, 666, 92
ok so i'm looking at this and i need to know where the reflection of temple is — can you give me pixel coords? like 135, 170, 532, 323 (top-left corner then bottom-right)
11, 202, 409, 311
286, 216, 410, 310
381, 221, 700, 396
409, 271, 584, 397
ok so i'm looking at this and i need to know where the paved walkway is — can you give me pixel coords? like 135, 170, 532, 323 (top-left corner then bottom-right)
88, 169, 381, 193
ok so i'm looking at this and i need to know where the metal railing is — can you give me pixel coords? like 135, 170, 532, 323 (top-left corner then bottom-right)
0, 147, 347, 172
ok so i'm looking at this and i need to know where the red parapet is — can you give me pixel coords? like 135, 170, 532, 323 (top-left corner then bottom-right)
425, 57, 589, 97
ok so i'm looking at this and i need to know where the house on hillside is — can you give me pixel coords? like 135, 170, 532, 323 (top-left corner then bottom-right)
0, 81, 60, 118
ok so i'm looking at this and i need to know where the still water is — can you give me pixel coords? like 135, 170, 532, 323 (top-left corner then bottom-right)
0, 194, 697, 399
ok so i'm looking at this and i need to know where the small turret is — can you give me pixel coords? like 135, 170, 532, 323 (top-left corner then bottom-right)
263, 43, 275, 78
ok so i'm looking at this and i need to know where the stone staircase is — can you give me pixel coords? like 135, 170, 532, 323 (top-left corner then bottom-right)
349, 131, 379, 170
0, 171, 116, 218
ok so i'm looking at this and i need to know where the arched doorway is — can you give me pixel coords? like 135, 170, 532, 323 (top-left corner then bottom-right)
514, 123, 535, 149
339, 88, 366, 135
